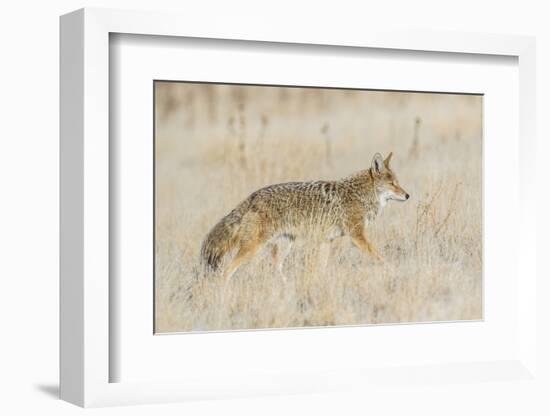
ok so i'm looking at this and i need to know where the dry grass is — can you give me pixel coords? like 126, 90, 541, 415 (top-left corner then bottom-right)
154, 82, 482, 333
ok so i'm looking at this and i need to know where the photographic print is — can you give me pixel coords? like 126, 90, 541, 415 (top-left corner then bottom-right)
154, 82, 482, 333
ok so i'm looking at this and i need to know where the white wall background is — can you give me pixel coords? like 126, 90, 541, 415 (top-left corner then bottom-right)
0, 1, 548, 415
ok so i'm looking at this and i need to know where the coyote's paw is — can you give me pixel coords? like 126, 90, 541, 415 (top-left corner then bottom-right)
278, 271, 289, 284
375, 254, 385, 264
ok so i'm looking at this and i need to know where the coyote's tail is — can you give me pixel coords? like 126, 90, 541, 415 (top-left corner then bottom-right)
200, 212, 242, 271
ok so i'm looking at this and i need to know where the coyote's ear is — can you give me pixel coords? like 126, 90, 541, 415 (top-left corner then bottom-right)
384, 152, 393, 167
372, 153, 384, 175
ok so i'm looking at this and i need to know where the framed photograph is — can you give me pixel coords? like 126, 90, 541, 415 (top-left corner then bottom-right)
60, 8, 538, 407
153, 81, 483, 334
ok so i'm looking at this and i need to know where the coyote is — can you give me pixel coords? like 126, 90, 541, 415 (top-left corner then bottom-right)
201, 152, 410, 280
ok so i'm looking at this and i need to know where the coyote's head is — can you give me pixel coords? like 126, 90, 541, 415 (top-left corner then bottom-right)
371, 152, 410, 206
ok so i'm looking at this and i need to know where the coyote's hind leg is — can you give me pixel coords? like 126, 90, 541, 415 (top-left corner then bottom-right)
270, 234, 294, 281
318, 242, 332, 271
222, 240, 263, 281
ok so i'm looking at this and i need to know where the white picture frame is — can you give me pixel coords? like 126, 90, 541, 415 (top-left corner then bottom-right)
60, 7, 537, 408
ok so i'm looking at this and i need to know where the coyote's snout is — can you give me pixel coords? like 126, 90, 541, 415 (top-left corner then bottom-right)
200, 152, 409, 280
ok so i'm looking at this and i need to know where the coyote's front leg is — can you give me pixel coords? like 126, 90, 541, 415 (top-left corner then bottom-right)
351, 233, 384, 262
345, 214, 384, 262
348, 221, 384, 262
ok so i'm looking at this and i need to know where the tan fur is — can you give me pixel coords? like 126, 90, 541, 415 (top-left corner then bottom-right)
200, 152, 409, 280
